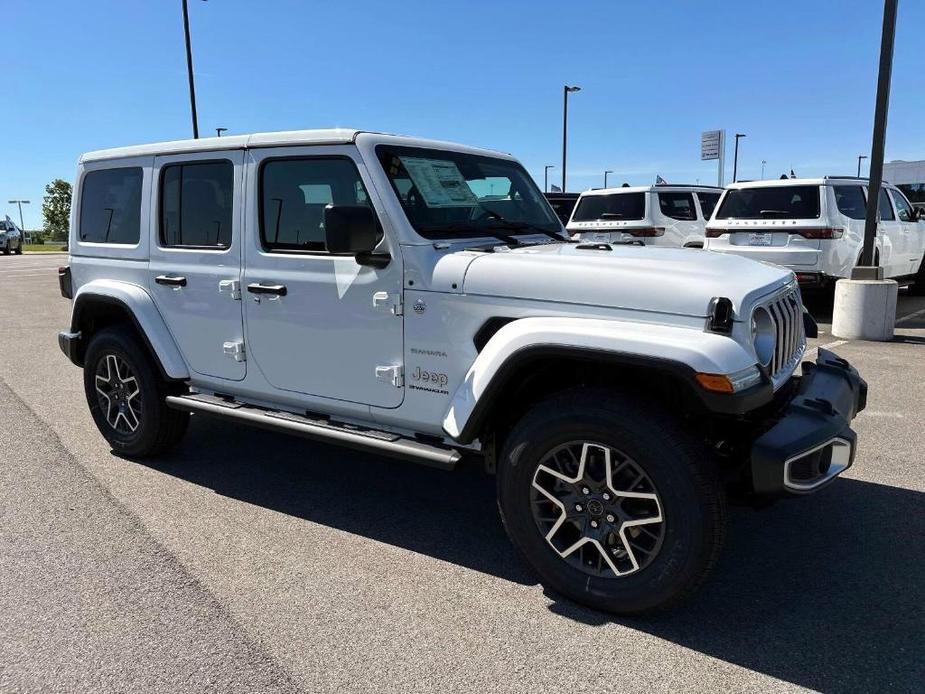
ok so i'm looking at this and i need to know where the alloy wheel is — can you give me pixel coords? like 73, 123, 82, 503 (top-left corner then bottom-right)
94, 354, 142, 434
530, 441, 665, 578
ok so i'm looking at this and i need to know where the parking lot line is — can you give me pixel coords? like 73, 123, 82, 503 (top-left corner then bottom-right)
896, 307, 925, 324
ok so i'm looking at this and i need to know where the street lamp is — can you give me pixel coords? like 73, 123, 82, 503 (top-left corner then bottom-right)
604, 170, 614, 188
732, 133, 746, 183
181, 0, 207, 139
761, 160, 767, 179
8, 200, 29, 239
216, 127, 227, 137
561, 85, 581, 192
544, 165, 555, 193
857, 154, 868, 177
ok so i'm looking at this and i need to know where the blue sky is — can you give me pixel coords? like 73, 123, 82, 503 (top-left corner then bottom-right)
3, 0, 923, 230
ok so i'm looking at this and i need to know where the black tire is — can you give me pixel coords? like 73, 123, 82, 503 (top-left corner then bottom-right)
2, 247, 9, 255
83, 325, 189, 457
13, 243, 23, 254
497, 389, 726, 615
908, 260, 925, 296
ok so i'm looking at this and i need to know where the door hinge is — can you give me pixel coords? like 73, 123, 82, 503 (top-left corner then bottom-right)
223, 340, 246, 362
375, 364, 403, 387
372, 291, 403, 315
219, 279, 242, 300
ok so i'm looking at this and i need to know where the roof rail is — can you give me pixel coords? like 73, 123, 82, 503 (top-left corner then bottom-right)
654, 183, 724, 189
822, 175, 891, 184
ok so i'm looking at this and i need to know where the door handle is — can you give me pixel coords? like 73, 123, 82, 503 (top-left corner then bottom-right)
155, 275, 187, 287
246, 282, 287, 296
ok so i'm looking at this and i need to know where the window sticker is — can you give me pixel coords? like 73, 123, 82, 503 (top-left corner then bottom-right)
400, 157, 479, 208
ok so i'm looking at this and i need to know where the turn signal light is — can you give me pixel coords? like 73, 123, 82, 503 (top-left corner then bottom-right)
794, 227, 844, 239
705, 228, 725, 238
695, 373, 735, 394
627, 227, 665, 237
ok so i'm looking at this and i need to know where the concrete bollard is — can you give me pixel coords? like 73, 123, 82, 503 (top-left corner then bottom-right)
831, 278, 898, 341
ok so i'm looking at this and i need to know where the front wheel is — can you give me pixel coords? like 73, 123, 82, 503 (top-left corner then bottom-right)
83, 326, 189, 457
497, 390, 726, 615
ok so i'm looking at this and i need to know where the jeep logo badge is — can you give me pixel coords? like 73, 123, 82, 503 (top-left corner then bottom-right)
413, 299, 426, 314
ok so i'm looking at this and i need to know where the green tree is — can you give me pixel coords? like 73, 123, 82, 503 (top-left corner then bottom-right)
42, 178, 72, 241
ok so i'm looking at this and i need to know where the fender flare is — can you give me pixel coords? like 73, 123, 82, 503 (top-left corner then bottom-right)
442, 316, 765, 444
70, 279, 189, 380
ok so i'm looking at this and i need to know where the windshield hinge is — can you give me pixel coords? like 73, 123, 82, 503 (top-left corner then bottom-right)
375, 364, 404, 388
373, 291, 403, 316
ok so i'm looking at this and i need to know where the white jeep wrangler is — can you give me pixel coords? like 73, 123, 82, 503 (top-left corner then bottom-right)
58, 129, 867, 614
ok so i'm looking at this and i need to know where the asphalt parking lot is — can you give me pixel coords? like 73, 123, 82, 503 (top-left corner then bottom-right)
1, 253, 923, 693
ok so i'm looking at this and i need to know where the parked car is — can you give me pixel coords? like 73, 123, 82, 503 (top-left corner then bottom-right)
57, 129, 866, 615
704, 177, 925, 292
0, 219, 23, 254
566, 184, 723, 248
543, 192, 579, 225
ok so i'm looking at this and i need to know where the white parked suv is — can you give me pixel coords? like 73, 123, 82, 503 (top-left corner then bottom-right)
567, 184, 722, 247
704, 177, 925, 292
58, 129, 866, 615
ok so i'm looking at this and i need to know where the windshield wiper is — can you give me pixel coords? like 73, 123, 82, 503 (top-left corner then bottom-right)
600, 212, 624, 219
481, 211, 567, 242
419, 223, 522, 247
759, 209, 791, 217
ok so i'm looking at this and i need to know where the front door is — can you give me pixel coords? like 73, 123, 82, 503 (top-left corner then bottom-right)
242, 146, 404, 408
874, 186, 903, 278
889, 189, 921, 275
148, 151, 246, 381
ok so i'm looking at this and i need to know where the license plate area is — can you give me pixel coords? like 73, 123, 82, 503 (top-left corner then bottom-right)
748, 232, 774, 246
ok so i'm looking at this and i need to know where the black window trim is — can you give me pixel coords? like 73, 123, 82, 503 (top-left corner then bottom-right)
715, 185, 823, 220
257, 154, 380, 255
157, 157, 236, 252
657, 190, 698, 221
831, 184, 868, 221
77, 165, 145, 246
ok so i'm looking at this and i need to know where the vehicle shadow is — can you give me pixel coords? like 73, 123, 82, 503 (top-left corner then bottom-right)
549, 478, 925, 693
142, 418, 924, 693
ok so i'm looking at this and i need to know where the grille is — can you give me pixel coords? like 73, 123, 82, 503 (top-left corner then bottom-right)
764, 286, 806, 382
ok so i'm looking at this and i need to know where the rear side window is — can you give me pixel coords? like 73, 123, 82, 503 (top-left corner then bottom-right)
890, 190, 915, 222
696, 192, 721, 219
833, 185, 866, 220
260, 157, 372, 252
160, 161, 234, 248
571, 192, 645, 222
716, 186, 821, 220
658, 192, 696, 220
79, 167, 143, 244
878, 188, 895, 221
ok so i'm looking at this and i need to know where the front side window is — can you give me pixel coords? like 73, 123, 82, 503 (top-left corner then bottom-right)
377, 145, 560, 240
696, 192, 721, 219
160, 161, 234, 248
79, 167, 143, 244
878, 188, 895, 221
890, 190, 915, 222
260, 157, 372, 252
658, 192, 696, 220
716, 185, 821, 220
833, 185, 867, 220
572, 192, 646, 222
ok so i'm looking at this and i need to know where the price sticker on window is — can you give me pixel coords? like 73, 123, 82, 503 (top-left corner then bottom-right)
400, 157, 479, 208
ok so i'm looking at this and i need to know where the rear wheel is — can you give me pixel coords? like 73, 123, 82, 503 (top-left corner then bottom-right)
497, 389, 726, 615
83, 325, 189, 457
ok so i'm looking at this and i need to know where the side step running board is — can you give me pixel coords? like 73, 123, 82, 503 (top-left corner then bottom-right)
165, 393, 461, 470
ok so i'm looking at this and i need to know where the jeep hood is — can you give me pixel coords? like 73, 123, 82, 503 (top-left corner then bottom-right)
459, 243, 793, 318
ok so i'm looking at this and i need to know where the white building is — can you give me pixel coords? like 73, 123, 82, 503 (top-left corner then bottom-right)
883, 160, 925, 204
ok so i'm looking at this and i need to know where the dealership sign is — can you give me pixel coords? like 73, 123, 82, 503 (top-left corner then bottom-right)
701, 130, 723, 161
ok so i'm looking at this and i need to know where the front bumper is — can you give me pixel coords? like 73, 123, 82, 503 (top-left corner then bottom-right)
749, 348, 867, 497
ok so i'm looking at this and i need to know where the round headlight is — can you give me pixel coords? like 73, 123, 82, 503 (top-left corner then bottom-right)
751, 306, 775, 368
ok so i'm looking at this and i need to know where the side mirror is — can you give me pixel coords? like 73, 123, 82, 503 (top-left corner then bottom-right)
324, 205, 390, 267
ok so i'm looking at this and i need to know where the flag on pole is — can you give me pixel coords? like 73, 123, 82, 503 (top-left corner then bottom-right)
550, 184, 562, 193
655, 175, 667, 184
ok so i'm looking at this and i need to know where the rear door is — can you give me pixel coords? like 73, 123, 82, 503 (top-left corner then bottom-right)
148, 151, 246, 380
889, 188, 921, 275
656, 190, 700, 246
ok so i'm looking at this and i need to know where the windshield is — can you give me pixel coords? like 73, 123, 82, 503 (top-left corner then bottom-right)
377, 145, 562, 240
571, 192, 646, 222
716, 185, 821, 219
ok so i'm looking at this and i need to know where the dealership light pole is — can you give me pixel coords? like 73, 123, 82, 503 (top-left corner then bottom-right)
732, 133, 746, 182
181, 0, 206, 139
216, 127, 227, 137
833, 0, 899, 341
561, 85, 581, 192
8, 200, 29, 237
857, 154, 868, 177
761, 160, 767, 179
603, 170, 613, 188
544, 165, 555, 193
